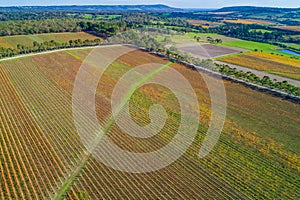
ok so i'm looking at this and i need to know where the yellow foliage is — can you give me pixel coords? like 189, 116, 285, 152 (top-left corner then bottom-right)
221, 52, 300, 80
223, 19, 273, 25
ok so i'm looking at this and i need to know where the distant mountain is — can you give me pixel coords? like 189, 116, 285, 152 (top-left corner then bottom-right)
0, 4, 183, 12
216, 6, 300, 13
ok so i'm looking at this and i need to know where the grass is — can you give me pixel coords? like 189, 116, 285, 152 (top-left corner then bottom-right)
95, 15, 122, 20
0, 32, 100, 49
249, 29, 272, 33
166, 32, 239, 44
83, 14, 93, 19
286, 43, 300, 50
82, 14, 122, 20
221, 40, 297, 58
53, 60, 174, 199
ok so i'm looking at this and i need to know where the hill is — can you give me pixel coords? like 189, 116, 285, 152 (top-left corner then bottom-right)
0, 4, 183, 12
216, 6, 300, 13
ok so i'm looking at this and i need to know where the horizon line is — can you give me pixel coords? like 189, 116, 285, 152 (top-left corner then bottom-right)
0, 4, 298, 9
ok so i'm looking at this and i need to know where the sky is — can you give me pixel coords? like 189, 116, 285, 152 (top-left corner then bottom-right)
0, 0, 299, 8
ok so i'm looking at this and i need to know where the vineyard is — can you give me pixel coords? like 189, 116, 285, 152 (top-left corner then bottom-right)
220, 52, 300, 80
0, 45, 299, 199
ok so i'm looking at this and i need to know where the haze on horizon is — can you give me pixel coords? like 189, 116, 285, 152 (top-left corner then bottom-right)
0, 0, 299, 8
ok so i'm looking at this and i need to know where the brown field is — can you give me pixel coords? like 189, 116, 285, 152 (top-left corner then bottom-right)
179, 43, 243, 58
220, 52, 300, 80
275, 26, 300, 32
188, 20, 221, 28
224, 19, 274, 25
0, 46, 299, 199
201, 25, 210, 29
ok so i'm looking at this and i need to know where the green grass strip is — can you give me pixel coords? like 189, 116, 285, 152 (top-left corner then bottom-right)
53, 61, 173, 200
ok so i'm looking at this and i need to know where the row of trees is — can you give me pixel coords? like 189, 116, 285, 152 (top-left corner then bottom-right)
219, 65, 300, 96
206, 36, 222, 44
0, 39, 102, 58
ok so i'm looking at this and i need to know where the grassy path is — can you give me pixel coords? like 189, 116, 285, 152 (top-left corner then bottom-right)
53, 61, 173, 200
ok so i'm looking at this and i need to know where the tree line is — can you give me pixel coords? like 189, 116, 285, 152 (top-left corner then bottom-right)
210, 23, 299, 44
0, 38, 102, 58
0, 19, 126, 37
218, 64, 300, 96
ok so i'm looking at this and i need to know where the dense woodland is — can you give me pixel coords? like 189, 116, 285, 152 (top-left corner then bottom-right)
0, 19, 126, 36
210, 24, 300, 44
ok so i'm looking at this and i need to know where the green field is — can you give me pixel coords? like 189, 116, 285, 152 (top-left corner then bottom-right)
159, 32, 239, 44
96, 15, 122, 20
249, 29, 272, 33
83, 14, 93, 19
83, 14, 122, 20
287, 43, 300, 50
221, 40, 297, 58
0, 32, 101, 49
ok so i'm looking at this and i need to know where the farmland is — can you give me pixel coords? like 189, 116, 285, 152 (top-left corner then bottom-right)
0, 45, 299, 199
249, 29, 272, 33
219, 52, 300, 80
188, 20, 221, 28
0, 32, 100, 49
171, 32, 240, 43
274, 26, 300, 32
178, 43, 242, 59
220, 40, 300, 58
223, 19, 274, 25
83, 14, 122, 20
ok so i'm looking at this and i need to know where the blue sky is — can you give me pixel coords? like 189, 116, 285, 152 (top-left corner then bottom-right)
0, 0, 299, 8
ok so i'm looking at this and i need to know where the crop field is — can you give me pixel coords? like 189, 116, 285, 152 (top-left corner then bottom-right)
178, 43, 243, 58
0, 32, 100, 49
0, 45, 299, 199
223, 19, 273, 25
275, 26, 300, 32
219, 52, 300, 80
188, 20, 221, 28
